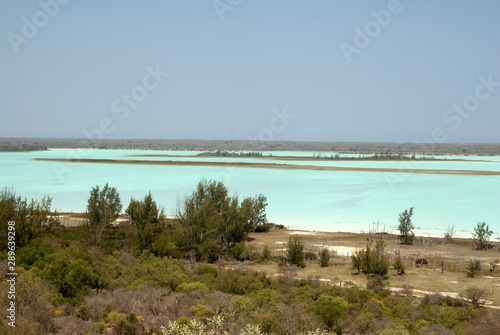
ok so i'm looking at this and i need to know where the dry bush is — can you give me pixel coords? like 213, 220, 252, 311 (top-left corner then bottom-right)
24, 298, 56, 334
443, 225, 455, 244
400, 284, 413, 297
461, 286, 488, 308
306, 275, 321, 289
464, 310, 500, 334
52, 316, 98, 335
422, 291, 442, 305
366, 275, 386, 293
287, 303, 324, 334
83, 294, 114, 322
417, 324, 455, 335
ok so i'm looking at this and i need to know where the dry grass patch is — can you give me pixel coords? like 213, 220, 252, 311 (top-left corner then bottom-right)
245, 229, 500, 307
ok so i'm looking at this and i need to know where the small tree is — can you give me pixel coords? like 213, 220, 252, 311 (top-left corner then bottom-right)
0, 188, 57, 248
86, 183, 122, 243
398, 207, 415, 245
126, 192, 165, 252
351, 248, 365, 274
240, 194, 268, 232
319, 249, 330, 267
393, 256, 405, 275
177, 179, 268, 262
472, 221, 493, 250
443, 224, 455, 244
287, 235, 305, 268
369, 241, 390, 277
466, 259, 481, 278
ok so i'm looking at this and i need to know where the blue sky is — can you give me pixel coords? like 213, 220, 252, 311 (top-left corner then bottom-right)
1, 0, 499, 143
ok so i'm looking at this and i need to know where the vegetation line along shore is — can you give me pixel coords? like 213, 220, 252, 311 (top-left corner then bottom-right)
34, 158, 500, 176
130, 153, 495, 162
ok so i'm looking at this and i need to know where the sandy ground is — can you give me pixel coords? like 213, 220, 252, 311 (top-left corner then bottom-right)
245, 229, 500, 307
51, 213, 500, 307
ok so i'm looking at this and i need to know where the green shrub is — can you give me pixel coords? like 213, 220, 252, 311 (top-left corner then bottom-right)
249, 288, 283, 309
466, 259, 481, 278
16, 239, 55, 269
351, 241, 389, 277
196, 264, 218, 284
190, 304, 215, 318
151, 235, 180, 258
393, 256, 405, 275
96, 322, 107, 333
41, 256, 100, 298
196, 264, 218, 277
251, 254, 263, 263
231, 242, 246, 261
74, 305, 89, 320
319, 249, 330, 267
122, 253, 188, 290
176, 316, 191, 326
287, 235, 305, 268
307, 295, 348, 329
262, 245, 272, 261
354, 312, 374, 332
114, 316, 142, 335
176, 281, 209, 294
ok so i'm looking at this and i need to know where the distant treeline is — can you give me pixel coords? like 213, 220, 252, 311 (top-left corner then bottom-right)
312, 153, 437, 160
198, 150, 264, 157
0, 143, 47, 152
197, 151, 439, 161
1, 137, 499, 155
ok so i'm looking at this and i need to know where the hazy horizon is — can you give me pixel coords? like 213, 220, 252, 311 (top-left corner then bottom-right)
3, 136, 500, 145
1, 1, 499, 143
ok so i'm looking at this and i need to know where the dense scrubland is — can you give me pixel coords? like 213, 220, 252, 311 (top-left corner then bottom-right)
1, 181, 500, 335
1, 137, 500, 156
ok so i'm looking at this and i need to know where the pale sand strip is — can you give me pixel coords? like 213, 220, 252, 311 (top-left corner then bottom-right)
34, 158, 500, 176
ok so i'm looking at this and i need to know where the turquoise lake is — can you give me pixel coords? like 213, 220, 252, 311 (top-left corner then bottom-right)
1, 149, 499, 238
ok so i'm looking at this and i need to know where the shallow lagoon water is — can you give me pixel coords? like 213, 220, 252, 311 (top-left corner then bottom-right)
33, 149, 500, 172
1, 149, 499, 238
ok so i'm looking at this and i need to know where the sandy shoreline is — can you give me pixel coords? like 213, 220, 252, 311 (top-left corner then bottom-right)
54, 211, 493, 241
